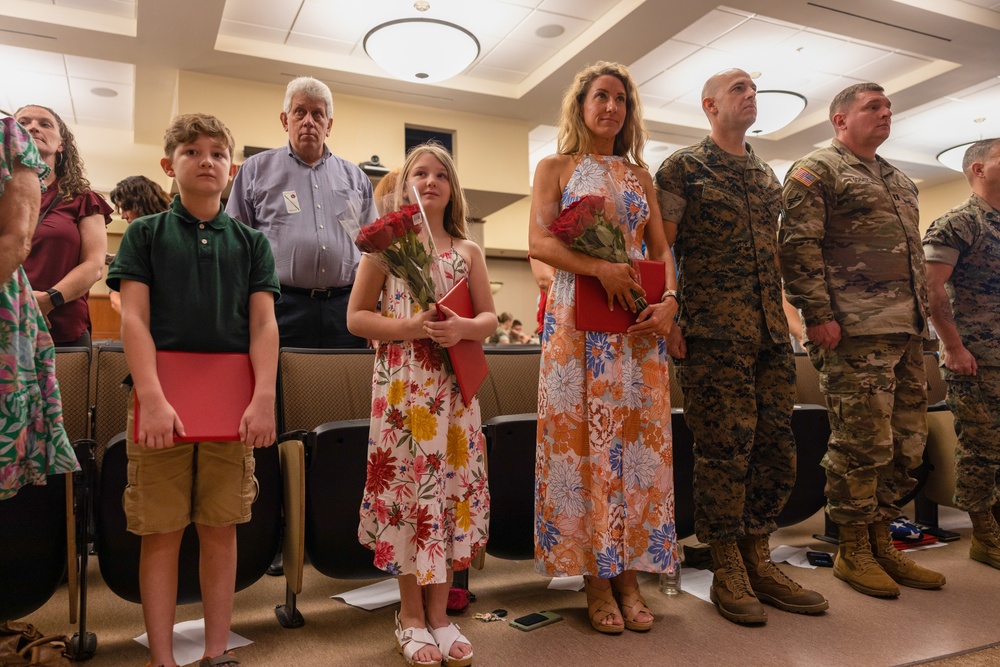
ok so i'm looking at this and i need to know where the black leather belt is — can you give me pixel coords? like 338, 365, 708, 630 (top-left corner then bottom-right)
280, 284, 353, 299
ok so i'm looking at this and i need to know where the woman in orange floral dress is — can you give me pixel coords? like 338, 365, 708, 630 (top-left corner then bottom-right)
529, 62, 680, 635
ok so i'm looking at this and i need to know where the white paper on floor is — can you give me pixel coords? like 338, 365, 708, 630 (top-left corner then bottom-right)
134, 619, 252, 667
678, 566, 714, 603
548, 575, 585, 591
332, 578, 401, 610
771, 545, 819, 569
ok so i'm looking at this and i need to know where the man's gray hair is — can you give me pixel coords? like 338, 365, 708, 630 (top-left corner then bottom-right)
284, 76, 333, 117
962, 138, 1000, 180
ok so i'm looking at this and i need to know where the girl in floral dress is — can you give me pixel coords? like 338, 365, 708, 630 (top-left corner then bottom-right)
348, 143, 497, 667
529, 62, 680, 635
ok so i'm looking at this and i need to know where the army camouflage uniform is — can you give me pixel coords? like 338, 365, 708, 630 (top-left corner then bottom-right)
656, 137, 796, 543
923, 194, 1000, 512
779, 138, 929, 526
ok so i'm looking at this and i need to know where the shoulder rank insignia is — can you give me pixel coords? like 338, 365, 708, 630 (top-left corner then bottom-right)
790, 166, 819, 187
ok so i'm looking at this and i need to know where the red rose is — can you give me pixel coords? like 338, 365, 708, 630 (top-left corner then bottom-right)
550, 195, 603, 244
356, 218, 395, 253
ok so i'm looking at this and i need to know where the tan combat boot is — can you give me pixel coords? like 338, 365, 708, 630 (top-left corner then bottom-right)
834, 524, 900, 598
969, 511, 1000, 570
737, 534, 829, 614
869, 520, 946, 589
708, 541, 767, 624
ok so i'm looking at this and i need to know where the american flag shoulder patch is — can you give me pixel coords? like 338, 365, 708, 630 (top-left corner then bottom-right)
790, 167, 819, 187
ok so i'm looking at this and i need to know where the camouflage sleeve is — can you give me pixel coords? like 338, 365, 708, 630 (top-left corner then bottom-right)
778, 163, 835, 327
654, 155, 687, 223
922, 211, 976, 267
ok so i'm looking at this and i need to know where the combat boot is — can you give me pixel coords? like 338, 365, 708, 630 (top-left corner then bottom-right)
708, 541, 767, 624
969, 511, 1000, 570
737, 534, 829, 614
869, 519, 946, 589
834, 524, 900, 598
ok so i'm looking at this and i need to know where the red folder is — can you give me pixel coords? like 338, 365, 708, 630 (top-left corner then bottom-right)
436, 277, 488, 407
134, 351, 255, 443
575, 259, 666, 333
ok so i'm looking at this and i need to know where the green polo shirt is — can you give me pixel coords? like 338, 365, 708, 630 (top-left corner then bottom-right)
107, 195, 279, 353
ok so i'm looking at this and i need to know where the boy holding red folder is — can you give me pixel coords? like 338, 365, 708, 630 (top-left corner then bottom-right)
107, 113, 279, 667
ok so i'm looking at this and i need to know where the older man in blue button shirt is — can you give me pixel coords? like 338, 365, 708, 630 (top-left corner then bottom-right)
227, 76, 375, 348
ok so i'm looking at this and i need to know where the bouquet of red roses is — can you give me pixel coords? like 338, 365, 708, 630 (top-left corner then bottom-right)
546, 193, 648, 312
348, 200, 438, 309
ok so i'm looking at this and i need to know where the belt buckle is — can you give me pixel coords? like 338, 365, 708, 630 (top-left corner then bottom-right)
310, 287, 331, 299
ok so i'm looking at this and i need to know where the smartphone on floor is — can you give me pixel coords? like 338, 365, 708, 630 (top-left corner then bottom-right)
509, 611, 562, 631
806, 551, 834, 567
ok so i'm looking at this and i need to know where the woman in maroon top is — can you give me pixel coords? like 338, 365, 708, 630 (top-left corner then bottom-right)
16, 104, 112, 346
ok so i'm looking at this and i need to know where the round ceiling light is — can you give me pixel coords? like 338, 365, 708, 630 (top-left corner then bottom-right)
748, 90, 807, 136
364, 18, 480, 83
90, 87, 118, 98
936, 141, 977, 172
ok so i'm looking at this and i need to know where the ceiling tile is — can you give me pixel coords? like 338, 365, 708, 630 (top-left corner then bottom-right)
58, 0, 134, 18
219, 19, 288, 43
436, 0, 533, 39
506, 9, 590, 49
672, 8, 748, 47
221, 0, 301, 28
708, 18, 799, 54
478, 39, 557, 72
286, 32, 355, 55
0, 44, 66, 76
639, 47, 735, 101
537, 0, 617, 22
2, 70, 73, 119
69, 77, 133, 128
65, 54, 133, 85
844, 52, 932, 85
629, 40, 700, 87
468, 64, 527, 84
773, 31, 889, 77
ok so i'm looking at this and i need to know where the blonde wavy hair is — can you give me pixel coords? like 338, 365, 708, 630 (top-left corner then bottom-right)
556, 61, 647, 169
397, 142, 470, 240
16, 104, 92, 202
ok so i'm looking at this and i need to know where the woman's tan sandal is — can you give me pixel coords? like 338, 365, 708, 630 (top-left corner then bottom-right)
584, 576, 624, 634
612, 580, 654, 632
395, 612, 441, 666
429, 622, 473, 667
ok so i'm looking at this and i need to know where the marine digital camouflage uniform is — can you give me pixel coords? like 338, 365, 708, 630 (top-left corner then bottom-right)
779, 138, 929, 526
656, 137, 796, 542
923, 194, 1000, 512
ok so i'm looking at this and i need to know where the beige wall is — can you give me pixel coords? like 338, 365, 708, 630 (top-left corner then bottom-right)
918, 175, 970, 232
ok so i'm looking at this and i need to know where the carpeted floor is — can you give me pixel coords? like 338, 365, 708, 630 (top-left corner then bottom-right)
20, 506, 1000, 667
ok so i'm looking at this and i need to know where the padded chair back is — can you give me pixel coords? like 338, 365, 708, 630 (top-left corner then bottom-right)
54, 346, 92, 443
483, 414, 536, 560
93, 343, 130, 468
96, 434, 283, 604
479, 346, 540, 422
794, 353, 825, 406
920, 406, 959, 508
278, 348, 375, 434
303, 419, 384, 580
925, 351, 947, 406
671, 409, 696, 539
0, 474, 68, 620
775, 404, 830, 527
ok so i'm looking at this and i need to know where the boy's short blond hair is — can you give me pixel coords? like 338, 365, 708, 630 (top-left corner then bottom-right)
163, 113, 235, 158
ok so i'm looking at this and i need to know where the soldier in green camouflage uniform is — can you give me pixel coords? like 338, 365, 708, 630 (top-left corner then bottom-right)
923, 137, 1000, 570
656, 69, 827, 625
780, 82, 945, 598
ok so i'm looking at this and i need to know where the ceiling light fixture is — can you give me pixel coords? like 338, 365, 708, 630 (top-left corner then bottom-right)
748, 90, 807, 136
90, 86, 118, 98
936, 141, 976, 172
364, 18, 480, 83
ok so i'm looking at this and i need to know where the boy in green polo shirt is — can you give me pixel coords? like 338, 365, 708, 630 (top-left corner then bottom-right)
107, 113, 279, 667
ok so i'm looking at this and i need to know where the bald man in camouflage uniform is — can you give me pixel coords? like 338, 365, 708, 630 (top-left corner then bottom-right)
923, 138, 1000, 571
656, 69, 827, 625
780, 82, 945, 598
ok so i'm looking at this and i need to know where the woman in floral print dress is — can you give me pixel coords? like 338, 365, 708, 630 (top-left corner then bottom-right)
349, 143, 497, 667
529, 62, 680, 635
0, 115, 77, 500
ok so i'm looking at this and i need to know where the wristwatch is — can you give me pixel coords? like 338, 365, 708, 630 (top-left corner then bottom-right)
45, 288, 65, 308
662, 289, 679, 302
